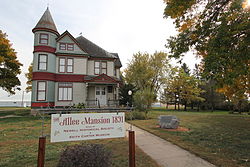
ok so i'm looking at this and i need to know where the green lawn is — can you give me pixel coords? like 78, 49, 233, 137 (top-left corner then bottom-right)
0, 108, 160, 167
129, 109, 250, 167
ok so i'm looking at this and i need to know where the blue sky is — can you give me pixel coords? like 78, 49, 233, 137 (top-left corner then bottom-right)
0, 0, 198, 101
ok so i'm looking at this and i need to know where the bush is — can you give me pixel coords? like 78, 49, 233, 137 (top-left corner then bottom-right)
73, 103, 85, 109
133, 88, 156, 118
126, 111, 147, 120
57, 144, 112, 167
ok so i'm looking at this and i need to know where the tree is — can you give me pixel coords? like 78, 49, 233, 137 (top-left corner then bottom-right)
162, 67, 204, 111
133, 88, 156, 118
119, 83, 136, 106
164, 0, 250, 101
124, 51, 171, 112
200, 79, 226, 111
124, 51, 171, 93
25, 63, 33, 92
181, 63, 190, 75
0, 30, 22, 94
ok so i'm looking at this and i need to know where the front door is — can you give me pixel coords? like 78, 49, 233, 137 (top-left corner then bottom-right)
95, 86, 107, 106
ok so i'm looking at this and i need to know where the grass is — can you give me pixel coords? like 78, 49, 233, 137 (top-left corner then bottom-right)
0, 107, 31, 117
129, 109, 250, 167
0, 108, 160, 167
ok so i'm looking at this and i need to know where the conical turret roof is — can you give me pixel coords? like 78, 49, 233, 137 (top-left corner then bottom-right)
33, 7, 58, 34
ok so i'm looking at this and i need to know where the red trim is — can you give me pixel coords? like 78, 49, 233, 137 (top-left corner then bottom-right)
32, 72, 120, 83
31, 102, 55, 107
33, 72, 55, 81
32, 28, 59, 36
34, 45, 56, 53
56, 74, 84, 82
88, 73, 119, 83
89, 57, 115, 61
56, 53, 88, 57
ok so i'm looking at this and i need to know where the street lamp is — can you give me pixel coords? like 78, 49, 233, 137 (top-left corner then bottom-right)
127, 90, 132, 107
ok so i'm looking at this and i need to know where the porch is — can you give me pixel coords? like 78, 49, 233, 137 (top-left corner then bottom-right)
85, 83, 119, 108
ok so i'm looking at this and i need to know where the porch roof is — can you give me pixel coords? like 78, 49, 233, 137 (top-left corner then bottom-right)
84, 74, 120, 84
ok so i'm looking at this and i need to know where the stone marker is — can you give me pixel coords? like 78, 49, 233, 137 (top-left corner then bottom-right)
158, 115, 179, 129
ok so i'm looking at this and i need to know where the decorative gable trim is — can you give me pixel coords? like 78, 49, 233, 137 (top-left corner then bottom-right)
56, 53, 89, 57
86, 74, 119, 83
56, 30, 87, 53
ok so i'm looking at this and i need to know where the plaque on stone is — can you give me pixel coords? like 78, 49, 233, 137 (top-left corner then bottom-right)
158, 115, 179, 129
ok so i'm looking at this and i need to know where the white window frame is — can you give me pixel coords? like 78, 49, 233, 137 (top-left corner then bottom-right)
37, 81, 46, 101
38, 54, 47, 70
58, 83, 73, 101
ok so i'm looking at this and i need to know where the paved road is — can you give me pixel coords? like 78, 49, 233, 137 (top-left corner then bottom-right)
126, 123, 216, 167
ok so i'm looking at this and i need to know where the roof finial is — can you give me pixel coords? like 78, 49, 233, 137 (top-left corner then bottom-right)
47, 0, 49, 9
79, 32, 83, 36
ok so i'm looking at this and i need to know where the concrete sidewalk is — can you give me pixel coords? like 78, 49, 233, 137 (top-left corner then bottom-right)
125, 123, 216, 167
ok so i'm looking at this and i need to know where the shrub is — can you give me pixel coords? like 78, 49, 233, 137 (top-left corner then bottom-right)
73, 103, 85, 109
126, 111, 147, 120
133, 88, 156, 118
57, 144, 112, 167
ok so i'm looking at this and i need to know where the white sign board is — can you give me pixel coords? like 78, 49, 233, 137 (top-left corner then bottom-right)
51, 112, 125, 143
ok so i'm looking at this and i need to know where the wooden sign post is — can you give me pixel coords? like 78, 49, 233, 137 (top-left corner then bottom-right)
37, 136, 46, 167
129, 130, 135, 167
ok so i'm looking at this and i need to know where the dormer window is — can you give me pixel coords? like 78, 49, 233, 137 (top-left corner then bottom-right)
59, 43, 74, 51
39, 34, 48, 44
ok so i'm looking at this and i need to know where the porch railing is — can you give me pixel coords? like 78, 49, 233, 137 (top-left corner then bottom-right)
86, 99, 100, 108
107, 99, 119, 107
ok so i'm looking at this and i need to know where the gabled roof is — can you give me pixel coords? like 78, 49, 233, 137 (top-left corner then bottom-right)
76, 36, 116, 59
111, 53, 122, 68
85, 74, 119, 83
33, 7, 58, 34
56, 30, 88, 54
